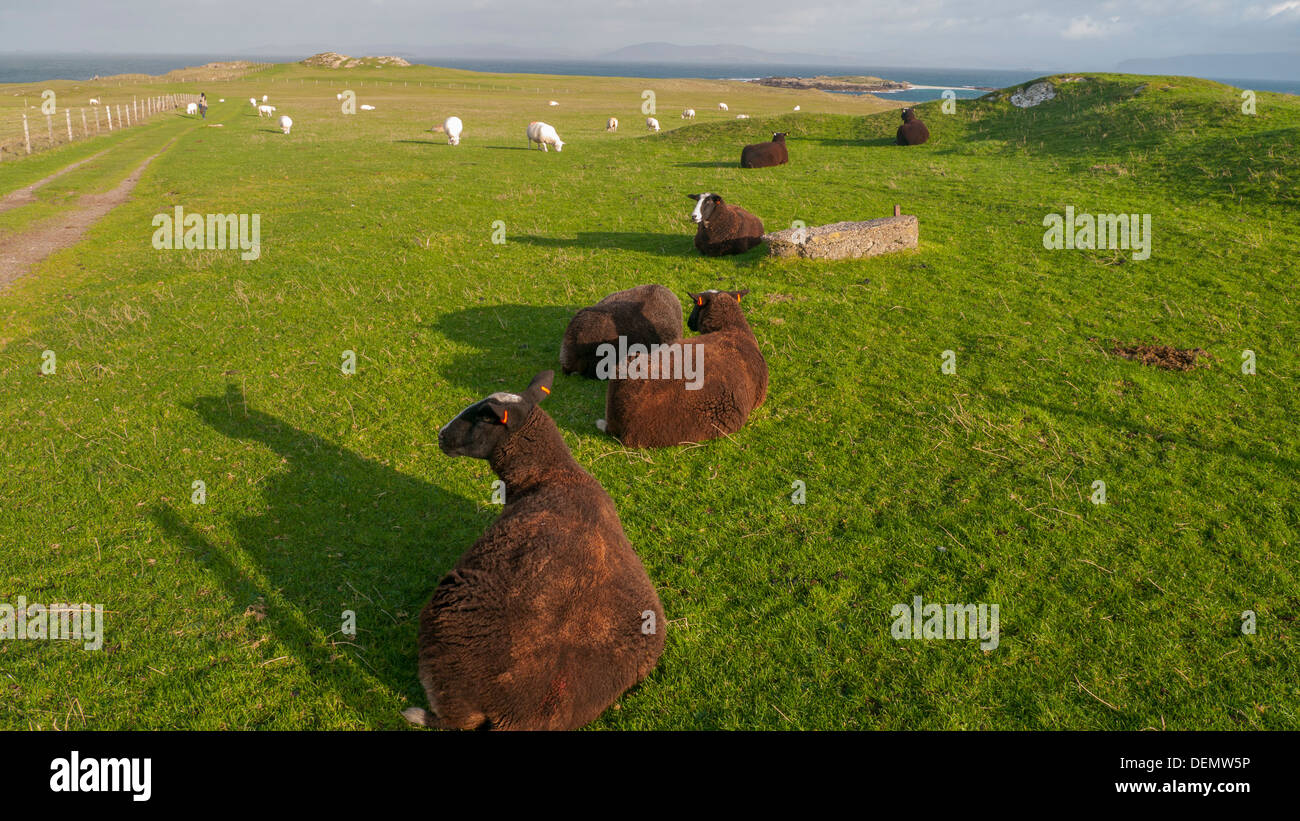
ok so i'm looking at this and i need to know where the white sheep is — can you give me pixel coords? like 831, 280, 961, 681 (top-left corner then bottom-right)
793, 105, 801, 111
249, 97, 257, 107
360, 104, 375, 111
548, 100, 559, 106
444, 116, 463, 146
89, 98, 100, 105
186, 102, 198, 115
718, 102, 729, 111
336, 92, 343, 100
219, 98, 225, 103
262, 94, 268, 103
526, 121, 564, 152
646, 117, 660, 132
279, 115, 293, 135
258, 104, 276, 117
736, 114, 750, 119
606, 117, 618, 131
681, 108, 695, 119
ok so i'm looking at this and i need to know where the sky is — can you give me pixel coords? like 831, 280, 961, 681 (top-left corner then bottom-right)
0, 0, 1297, 69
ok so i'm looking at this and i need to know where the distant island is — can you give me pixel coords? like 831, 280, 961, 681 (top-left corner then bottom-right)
749, 75, 911, 93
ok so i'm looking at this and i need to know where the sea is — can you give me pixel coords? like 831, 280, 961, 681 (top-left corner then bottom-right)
1, 54, 1297, 100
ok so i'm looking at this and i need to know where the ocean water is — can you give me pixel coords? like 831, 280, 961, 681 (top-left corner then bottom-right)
1, 53, 1296, 98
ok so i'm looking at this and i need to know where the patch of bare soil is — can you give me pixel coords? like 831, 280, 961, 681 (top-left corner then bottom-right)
0, 149, 111, 215
0, 143, 172, 291
1108, 340, 1213, 371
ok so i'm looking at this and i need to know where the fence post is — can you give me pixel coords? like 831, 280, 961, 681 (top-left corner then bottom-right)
23, 113, 31, 153
46, 114, 54, 147
95, 108, 101, 133
66, 109, 73, 141
82, 108, 88, 137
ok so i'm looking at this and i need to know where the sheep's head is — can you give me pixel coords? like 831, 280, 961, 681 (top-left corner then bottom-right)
438, 370, 554, 460
687, 192, 723, 224
901, 108, 917, 122
687, 289, 749, 332
772, 132, 788, 143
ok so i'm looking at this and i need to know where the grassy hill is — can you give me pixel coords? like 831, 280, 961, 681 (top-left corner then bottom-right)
0, 66, 1295, 729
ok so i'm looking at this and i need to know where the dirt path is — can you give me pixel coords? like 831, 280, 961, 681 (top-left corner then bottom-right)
0, 149, 112, 215
0, 142, 172, 292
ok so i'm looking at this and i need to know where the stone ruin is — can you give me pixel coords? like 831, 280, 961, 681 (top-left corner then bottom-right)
764, 206, 918, 260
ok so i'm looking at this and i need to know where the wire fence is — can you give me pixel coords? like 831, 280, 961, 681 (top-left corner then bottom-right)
1, 92, 202, 162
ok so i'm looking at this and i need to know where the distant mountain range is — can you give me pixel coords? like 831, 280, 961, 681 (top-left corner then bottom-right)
1116, 52, 1300, 82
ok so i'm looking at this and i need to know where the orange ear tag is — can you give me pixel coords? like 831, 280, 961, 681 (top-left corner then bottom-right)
540, 386, 550, 395
696, 297, 703, 306
501, 409, 508, 424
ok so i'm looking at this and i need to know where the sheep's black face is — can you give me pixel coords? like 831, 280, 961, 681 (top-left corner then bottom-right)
687, 192, 722, 225
687, 289, 749, 331
772, 132, 788, 142
438, 371, 554, 460
901, 108, 916, 122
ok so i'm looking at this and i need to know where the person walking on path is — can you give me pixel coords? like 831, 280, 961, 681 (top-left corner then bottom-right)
198, 92, 207, 120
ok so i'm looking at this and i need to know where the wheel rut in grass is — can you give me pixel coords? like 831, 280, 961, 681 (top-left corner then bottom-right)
0, 149, 113, 215
0, 140, 174, 292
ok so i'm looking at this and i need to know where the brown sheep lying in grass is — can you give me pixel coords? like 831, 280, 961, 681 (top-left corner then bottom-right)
896, 108, 930, 145
740, 132, 789, 168
406, 370, 665, 730
560, 285, 684, 379
598, 290, 768, 447
689, 192, 765, 256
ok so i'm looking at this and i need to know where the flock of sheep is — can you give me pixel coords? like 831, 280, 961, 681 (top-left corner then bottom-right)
216, 84, 929, 729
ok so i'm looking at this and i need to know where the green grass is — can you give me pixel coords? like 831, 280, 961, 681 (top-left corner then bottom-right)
0, 65, 1296, 730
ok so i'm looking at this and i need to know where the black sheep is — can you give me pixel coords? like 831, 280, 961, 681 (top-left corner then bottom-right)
896, 108, 930, 146
740, 132, 789, 168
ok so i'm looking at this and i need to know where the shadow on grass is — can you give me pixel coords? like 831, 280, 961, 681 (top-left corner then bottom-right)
513, 231, 693, 257
813, 137, 899, 147
673, 161, 738, 168
484, 145, 541, 151
150, 384, 481, 727
395, 139, 445, 145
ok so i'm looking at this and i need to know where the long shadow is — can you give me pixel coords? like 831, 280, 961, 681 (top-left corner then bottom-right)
484, 145, 537, 151
673, 161, 737, 168
395, 139, 444, 145
431, 304, 611, 434
513, 231, 694, 257
150, 384, 481, 726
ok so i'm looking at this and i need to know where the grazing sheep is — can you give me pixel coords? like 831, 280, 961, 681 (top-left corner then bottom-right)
186, 102, 198, 115
646, 117, 660, 132
548, 100, 559, 106
560, 285, 684, 379
688, 192, 764, 256
527, 121, 564, 152
599, 290, 768, 448
735, 114, 750, 119
257, 104, 276, 117
262, 94, 268, 103
218, 98, 225, 103
718, 102, 729, 111
360, 104, 376, 111
606, 117, 618, 131
793, 105, 801, 111
444, 116, 463, 146
740, 132, 789, 169
407, 370, 665, 730
89, 98, 100, 105
896, 107, 930, 146
279, 115, 293, 135
249, 97, 257, 107
336, 92, 343, 100
681, 108, 695, 119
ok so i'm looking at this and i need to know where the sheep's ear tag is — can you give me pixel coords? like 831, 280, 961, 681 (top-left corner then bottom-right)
500, 409, 508, 425
696, 296, 704, 306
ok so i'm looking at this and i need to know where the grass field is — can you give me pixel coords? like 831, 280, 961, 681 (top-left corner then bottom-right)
0, 60, 1296, 730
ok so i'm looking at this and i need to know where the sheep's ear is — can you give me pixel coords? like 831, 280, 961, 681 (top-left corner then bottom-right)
687, 193, 701, 201
483, 399, 511, 426
687, 292, 704, 307
710, 193, 723, 203
731, 289, 750, 302
523, 370, 554, 403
